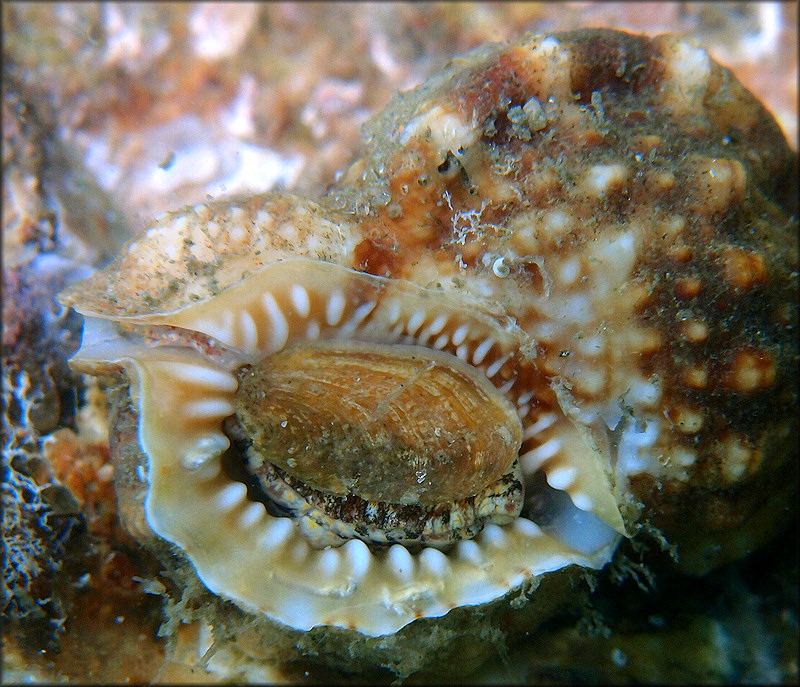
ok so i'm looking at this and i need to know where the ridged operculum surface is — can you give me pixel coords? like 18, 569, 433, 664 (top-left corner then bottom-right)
237, 341, 524, 548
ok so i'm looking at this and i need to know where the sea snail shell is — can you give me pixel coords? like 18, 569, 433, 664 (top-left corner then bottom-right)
59, 27, 797, 651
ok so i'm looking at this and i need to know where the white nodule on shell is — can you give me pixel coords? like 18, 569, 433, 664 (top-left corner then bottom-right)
261, 292, 290, 353
420, 313, 448, 339
340, 300, 377, 334
520, 438, 561, 474
617, 415, 661, 475
192, 310, 234, 347
384, 298, 402, 326
576, 335, 605, 357
215, 482, 248, 512
344, 538, 372, 580
400, 105, 479, 154
164, 362, 238, 392
557, 257, 581, 286
305, 319, 321, 340
456, 539, 484, 566
289, 537, 311, 565
536, 36, 561, 56
451, 323, 470, 346
516, 389, 535, 406
524, 412, 559, 440
512, 517, 543, 539
571, 493, 595, 512
406, 309, 427, 337
387, 544, 415, 582
433, 333, 450, 349
419, 547, 450, 578
485, 352, 511, 379
625, 377, 661, 407
667, 39, 711, 100
582, 164, 629, 197
478, 523, 507, 548
261, 517, 294, 551
238, 309, 260, 351
498, 377, 516, 394
546, 466, 578, 490
290, 283, 311, 317
239, 501, 266, 529
472, 336, 494, 365
326, 289, 347, 326
182, 398, 235, 419
181, 433, 230, 470
315, 548, 341, 581
389, 321, 405, 340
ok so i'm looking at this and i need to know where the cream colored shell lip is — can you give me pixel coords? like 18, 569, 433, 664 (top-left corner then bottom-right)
65, 257, 624, 636
72, 331, 620, 636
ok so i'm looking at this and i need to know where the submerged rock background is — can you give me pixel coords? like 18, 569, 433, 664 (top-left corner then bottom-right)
2, 3, 797, 683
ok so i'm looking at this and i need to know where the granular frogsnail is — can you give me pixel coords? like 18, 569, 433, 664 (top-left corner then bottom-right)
59, 28, 797, 678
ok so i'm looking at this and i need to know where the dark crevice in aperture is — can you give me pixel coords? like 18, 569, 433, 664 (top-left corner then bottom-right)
221, 415, 293, 518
